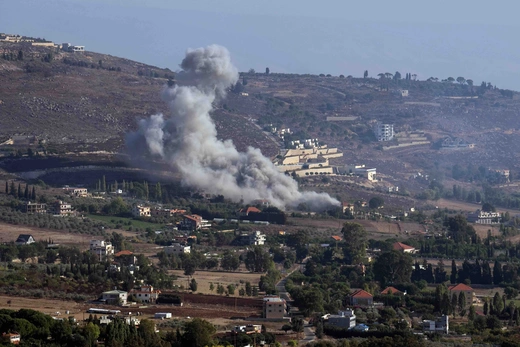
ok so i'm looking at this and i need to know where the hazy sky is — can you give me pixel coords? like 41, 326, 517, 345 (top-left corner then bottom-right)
3, 0, 520, 89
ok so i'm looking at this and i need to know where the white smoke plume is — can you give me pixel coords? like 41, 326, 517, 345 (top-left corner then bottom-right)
127, 44, 339, 211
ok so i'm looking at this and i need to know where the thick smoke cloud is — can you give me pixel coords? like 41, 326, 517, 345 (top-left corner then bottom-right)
127, 44, 339, 211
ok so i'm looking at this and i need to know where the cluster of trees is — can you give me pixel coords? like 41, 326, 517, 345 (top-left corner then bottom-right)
1, 50, 24, 61
5, 181, 37, 200
63, 57, 122, 72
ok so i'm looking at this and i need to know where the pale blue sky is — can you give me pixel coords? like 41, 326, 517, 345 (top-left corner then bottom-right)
3, 0, 520, 89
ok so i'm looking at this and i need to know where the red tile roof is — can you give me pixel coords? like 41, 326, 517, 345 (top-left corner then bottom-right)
350, 289, 373, 298
331, 235, 343, 241
381, 286, 402, 295
392, 242, 415, 251
448, 283, 474, 291
239, 207, 261, 214
115, 250, 133, 257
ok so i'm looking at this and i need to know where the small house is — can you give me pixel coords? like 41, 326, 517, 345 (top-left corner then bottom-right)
348, 289, 373, 306
15, 234, 35, 245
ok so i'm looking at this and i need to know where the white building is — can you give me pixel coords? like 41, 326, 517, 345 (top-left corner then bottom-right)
102, 290, 128, 305
90, 240, 115, 261
374, 122, 394, 141
249, 231, 266, 245
467, 210, 501, 224
164, 243, 191, 255
423, 315, 449, 334
325, 310, 356, 328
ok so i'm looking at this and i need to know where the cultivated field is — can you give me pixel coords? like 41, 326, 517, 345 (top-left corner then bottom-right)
168, 270, 262, 296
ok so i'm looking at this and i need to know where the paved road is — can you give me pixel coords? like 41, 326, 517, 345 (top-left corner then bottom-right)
300, 321, 316, 345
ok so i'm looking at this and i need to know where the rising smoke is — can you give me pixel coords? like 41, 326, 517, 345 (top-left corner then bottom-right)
127, 45, 339, 211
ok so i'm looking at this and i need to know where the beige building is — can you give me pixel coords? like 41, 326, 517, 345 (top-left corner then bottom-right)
263, 297, 287, 319
48, 201, 73, 216
448, 283, 474, 307
24, 202, 47, 214
132, 205, 151, 217
90, 240, 115, 261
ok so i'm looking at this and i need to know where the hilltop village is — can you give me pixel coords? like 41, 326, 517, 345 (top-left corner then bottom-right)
2, 33, 520, 347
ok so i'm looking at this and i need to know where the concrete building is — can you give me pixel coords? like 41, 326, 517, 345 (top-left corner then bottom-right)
345, 165, 377, 181
132, 205, 151, 217
48, 201, 73, 216
164, 243, 191, 255
423, 315, 449, 334
249, 231, 266, 245
325, 310, 356, 328
102, 290, 128, 305
90, 240, 115, 261
180, 214, 210, 230
374, 122, 394, 141
263, 297, 287, 319
467, 210, 501, 224
24, 202, 47, 214
130, 285, 161, 303
448, 283, 474, 307
70, 188, 88, 197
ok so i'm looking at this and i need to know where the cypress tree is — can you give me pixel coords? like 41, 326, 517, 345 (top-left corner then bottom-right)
24, 185, 29, 199
17, 183, 21, 198
9, 181, 15, 196
450, 259, 457, 283
493, 260, 503, 285
102, 175, 106, 192
31, 186, 36, 200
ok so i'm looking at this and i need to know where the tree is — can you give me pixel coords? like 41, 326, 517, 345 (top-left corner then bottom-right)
281, 324, 292, 333
482, 202, 496, 212
248, 68, 256, 74
341, 222, 367, 264
493, 260, 503, 285
468, 305, 476, 321
394, 71, 402, 80
24, 185, 29, 200
315, 321, 324, 339
227, 284, 235, 295
9, 181, 15, 196
83, 322, 100, 347
447, 77, 455, 83
484, 299, 489, 315
102, 175, 106, 192
291, 318, 304, 338
190, 278, 198, 292
466, 79, 474, 86
209, 282, 214, 292
373, 251, 413, 286
458, 292, 467, 317
221, 252, 240, 271
364, 70, 368, 78
245, 246, 273, 272
245, 281, 252, 296
456, 76, 466, 84
505, 287, 519, 299
181, 318, 216, 347
17, 50, 23, 61
368, 196, 384, 209
265, 67, 270, 75
155, 182, 162, 201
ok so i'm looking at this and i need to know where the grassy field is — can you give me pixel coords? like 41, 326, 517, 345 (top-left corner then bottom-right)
86, 214, 163, 231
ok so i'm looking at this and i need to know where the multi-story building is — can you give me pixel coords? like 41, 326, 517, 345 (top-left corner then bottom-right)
263, 297, 287, 319
48, 201, 73, 216
179, 215, 210, 230
102, 290, 127, 305
249, 231, 266, 245
90, 240, 115, 261
374, 122, 394, 141
448, 283, 474, 307
71, 188, 88, 197
130, 285, 161, 303
325, 310, 356, 328
164, 243, 191, 255
132, 205, 151, 218
423, 315, 449, 334
24, 202, 47, 214
467, 210, 501, 224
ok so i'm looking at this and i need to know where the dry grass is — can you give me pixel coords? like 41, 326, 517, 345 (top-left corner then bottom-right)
169, 270, 262, 296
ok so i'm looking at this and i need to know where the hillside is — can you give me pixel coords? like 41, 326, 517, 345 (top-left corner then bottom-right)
2, 41, 520, 199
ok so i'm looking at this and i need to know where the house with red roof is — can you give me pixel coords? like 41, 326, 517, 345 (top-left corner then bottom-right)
380, 286, 403, 295
392, 242, 417, 254
448, 283, 474, 307
348, 289, 373, 306
331, 235, 343, 242
180, 214, 209, 230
